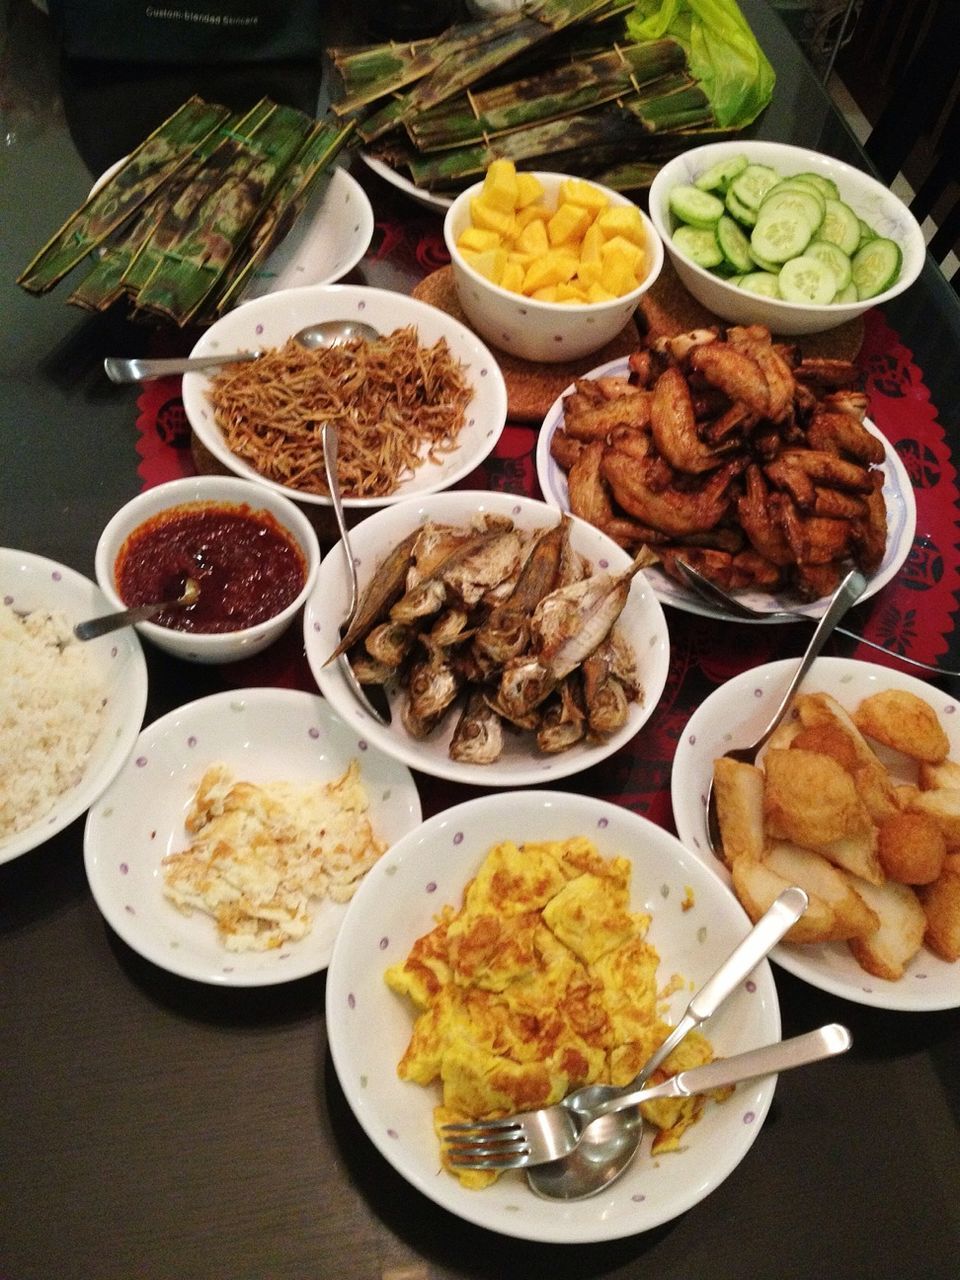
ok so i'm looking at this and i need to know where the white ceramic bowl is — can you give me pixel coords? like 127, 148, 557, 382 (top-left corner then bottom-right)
94, 476, 320, 664
181, 284, 507, 508
326, 790, 781, 1243
84, 688, 422, 986
648, 140, 925, 335
0, 547, 148, 863
443, 171, 664, 363
671, 656, 960, 1012
304, 489, 670, 786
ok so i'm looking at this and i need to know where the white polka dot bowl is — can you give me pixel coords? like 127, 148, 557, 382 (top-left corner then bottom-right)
94, 475, 321, 665
181, 283, 508, 508
671, 656, 960, 1012
83, 688, 422, 986
443, 172, 664, 363
304, 489, 670, 787
325, 789, 781, 1243
0, 547, 148, 864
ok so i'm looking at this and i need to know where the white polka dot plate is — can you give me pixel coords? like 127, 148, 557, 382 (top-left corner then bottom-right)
671, 656, 960, 1011
325, 790, 780, 1243
83, 688, 422, 986
304, 490, 671, 787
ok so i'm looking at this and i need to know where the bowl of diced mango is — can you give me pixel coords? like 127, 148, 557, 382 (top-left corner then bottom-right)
443, 161, 663, 363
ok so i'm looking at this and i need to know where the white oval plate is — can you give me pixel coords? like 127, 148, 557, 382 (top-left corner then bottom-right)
182, 284, 508, 509
0, 548, 148, 864
83, 688, 422, 986
326, 790, 781, 1244
535, 356, 916, 620
671, 656, 960, 1011
303, 490, 670, 786
360, 153, 453, 213
91, 161, 374, 302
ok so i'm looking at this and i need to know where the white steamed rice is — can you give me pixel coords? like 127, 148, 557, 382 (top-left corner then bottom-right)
0, 602, 105, 840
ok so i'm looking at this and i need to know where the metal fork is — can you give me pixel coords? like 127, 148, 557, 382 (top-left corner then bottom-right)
442, 1024, 852, 1171
675, 559, 960, 680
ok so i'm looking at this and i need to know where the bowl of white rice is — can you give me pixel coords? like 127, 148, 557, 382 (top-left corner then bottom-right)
0, 548, 149, 863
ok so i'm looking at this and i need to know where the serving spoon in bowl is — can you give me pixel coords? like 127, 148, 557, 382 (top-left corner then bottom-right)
103, 319, 381, 383
74, 577, 199, 641
523, 886, 808, 1201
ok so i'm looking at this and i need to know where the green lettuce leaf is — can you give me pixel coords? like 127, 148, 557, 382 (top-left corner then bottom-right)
627, 0, 775, 128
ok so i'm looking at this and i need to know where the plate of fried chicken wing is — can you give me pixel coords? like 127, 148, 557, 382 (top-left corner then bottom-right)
535, 326, 916, 621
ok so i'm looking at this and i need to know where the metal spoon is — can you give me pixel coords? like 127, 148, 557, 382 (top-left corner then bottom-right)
102, 319, 381, 383
526, 885, 808, 1201
703, 566, 869, 854
321, 422, 391, 727
674, 558, 960, 680
74, 577, 199, 641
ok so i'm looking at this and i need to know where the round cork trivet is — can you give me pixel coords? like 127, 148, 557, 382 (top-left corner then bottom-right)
412, 266, 643, 423
639, 255, 865, 361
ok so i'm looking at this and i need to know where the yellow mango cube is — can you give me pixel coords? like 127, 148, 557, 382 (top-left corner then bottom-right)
559, 177, 609, 215
500, 259, 525, 293
482, 158, 520, 214
522, 249, 578, 294
469, 247, 508, 285
516, 171, 545, 209
470, 196, 516, 240
515, 204, 550, 230
556, 281, 589, 303
530, 286, 560, 302
506, 249, 537, 269
596, 204, 647, 246
601, 234, 645, 272
575, 258, 603, 289
547, 201, 592, 248
600, 250, 638, 297
515, 217, 550, 256
458, 226, 502, 253
587, 281, 617, 303
579, 221, 604, 264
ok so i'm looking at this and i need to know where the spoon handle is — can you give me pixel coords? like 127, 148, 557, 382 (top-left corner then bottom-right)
624, 886, 807, 1092
103, 352, 260, 383
74, 601, 168, 640
753, 568, 868, 753
595, 1024, 852, 1118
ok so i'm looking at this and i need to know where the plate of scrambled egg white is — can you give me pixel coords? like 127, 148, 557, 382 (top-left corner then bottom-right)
83, 688, 422, 985
326, 790, 782, 1243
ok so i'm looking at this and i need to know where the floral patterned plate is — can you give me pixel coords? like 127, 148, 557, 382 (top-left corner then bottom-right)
326, 790, 781, 1243
83, 688, 421, 986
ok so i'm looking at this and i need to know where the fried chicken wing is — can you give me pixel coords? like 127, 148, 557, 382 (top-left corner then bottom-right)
687, 343, 771, 418
602, 452, 742, 537
650, 366, 730, 475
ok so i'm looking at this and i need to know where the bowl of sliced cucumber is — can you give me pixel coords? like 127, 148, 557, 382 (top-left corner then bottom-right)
648, 140, 924, 335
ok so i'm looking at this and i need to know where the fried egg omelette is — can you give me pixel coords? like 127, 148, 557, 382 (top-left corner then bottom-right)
163, 760, 385, 951
385, 836, 719, 1188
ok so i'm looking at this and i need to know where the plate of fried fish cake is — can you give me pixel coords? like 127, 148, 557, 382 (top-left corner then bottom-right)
303, 490, 669, 786
535, 344, 916, 621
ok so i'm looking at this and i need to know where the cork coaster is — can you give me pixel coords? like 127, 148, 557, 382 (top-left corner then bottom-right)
639, 255, 865, 361
412, 266, 642, 423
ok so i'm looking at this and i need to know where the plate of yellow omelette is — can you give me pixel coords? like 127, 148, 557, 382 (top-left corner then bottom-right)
326, 790, 781, 1243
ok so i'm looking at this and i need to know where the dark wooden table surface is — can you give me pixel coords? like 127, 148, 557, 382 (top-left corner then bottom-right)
1, 2, 958, 1277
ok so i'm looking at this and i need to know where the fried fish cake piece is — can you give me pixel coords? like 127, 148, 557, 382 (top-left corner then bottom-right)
918, 853, 960, 961
763, 747, 872, 847
764, 842, 879, 939
877, 811, 946, 885
853, 689, 949, 764
712, 756, 765, 868
847, 877, 926, 981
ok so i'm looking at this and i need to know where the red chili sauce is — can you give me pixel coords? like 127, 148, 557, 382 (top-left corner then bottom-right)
115, 502, 306, 633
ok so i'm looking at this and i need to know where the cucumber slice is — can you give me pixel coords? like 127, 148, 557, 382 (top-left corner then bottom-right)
750, 207, 814, 264
738, 271, 781, 298
759, 185, 825, 232
857, 219, 878, 249
669, 184, 725, 228
791, 172, 841, 200
672, 225, 724, 269
820, 198, 862, 255
724, 186, 758, 227
851, 236, 902, 299
729, 164, 779, 212
694, 153, 749, 193
805, 238, 853, 290
748, 244, 783, 274
716, 214, 753, 273
778, 255, 838, 304
835, 282, 860, 303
